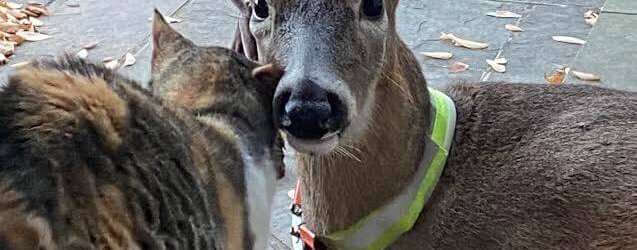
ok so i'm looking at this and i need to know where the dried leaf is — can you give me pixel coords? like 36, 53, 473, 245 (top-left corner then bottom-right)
10, 61, 29, 67
493, 58, 507, 64
572, 71, 601, 81
440, 32, 489, 50
0, 40, 14, 56
6, 2, 22, 9
486, 11, 522, 18
0, 22, 20, 33
505, 24, 524, 32
486, 59, 506, 73
584, 10, 599, 26
123, 53, 135, 67
76, 49, 88, 59
26, 1, 43, 6
164, 16, 182, 23
7, 34, 24, 45
103, 59, 118, 70
101, 56, 114, 62
26, 5, 48, 16
22, 9, 37, 17
9, 9, 26, 19
448, 61, 469, 73
28, 16, 42, 26
552, 36, 586, 45
420, 52, 453, 60
16, 31, 51, 41
545, 66, 570, 85
83, 41, 99, 49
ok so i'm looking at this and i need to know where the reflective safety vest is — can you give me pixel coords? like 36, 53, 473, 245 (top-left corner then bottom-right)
291, 87, 457, 250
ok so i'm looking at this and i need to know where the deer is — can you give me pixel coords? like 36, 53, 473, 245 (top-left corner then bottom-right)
231, 0, 637, 249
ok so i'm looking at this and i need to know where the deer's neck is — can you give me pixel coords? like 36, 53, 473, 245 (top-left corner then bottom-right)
297, 40, 431, 234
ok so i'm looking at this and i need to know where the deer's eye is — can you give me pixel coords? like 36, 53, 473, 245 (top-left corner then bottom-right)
253, 0, 269, 21
362, 0, 383, 18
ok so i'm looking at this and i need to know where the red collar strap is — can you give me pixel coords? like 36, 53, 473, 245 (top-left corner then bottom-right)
290, 180, 325, 250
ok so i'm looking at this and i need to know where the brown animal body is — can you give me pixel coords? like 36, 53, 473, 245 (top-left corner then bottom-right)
0, 11, 282, 250
233, 0, 637, 249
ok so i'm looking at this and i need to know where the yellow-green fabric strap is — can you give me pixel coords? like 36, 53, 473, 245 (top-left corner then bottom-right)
323, 87, 456, 250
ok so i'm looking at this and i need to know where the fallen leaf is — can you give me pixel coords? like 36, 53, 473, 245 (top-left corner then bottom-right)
123, 53, 135, 67
28, 16, 42, 26
164, 16, 182, 23
572, 70, 601, 81
5, 11, 17, 22
584, 10, 599, 26
486, 11, 522, 18
493, 58, 508, 64
7, 34, 24, 45
83, 41, 98, 49
16, 31, 51, 41
10, 61, 29, 67
545, 66, 570, 85
6, 2, 22, 9
9, 9, 26, 19
0, 40, 14, 56
66, 2, 80, 7
440, 32, 489, 50
101, 56, 115, 62
26, 5, 48, 16
420, 52, 453, 60
486, 59, 506, 73
104, 59, 118, 70
505, 24, 524, 32
0, 22, 20, 33
448, 61, 469, 73
76, 49, 88, 59
21, 9, 37, 17
552, 36, 586, 45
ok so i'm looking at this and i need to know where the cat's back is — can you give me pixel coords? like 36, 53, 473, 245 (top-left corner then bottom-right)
0, 58, 237, 250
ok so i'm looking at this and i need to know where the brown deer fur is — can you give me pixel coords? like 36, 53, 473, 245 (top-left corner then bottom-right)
236, 0, 637, 249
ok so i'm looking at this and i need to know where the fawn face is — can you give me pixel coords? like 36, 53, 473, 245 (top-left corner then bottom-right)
249, 0, 398, 154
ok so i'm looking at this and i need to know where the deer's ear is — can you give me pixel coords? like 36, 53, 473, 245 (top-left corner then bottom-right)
151, 9, 192, 69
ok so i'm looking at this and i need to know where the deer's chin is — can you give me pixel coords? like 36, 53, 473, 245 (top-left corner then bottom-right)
284, 132, 339, 155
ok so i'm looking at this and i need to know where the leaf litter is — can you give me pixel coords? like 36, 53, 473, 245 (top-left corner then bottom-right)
0, 1, 50, 65
572, 71, 601, 81
421, 52, 453, 60
552, 36, 587, 45
448, 61, 470, 73
440, 32, 489, 50
486, 11, 522, 18
545, 65, 571, 85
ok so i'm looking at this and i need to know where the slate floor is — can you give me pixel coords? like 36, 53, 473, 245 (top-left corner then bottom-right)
1, 0, 634, 249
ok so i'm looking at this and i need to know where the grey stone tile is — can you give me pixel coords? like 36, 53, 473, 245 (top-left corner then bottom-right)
398, 0, 534, 87
0, 0, 185, 85
603, 0, 637, 14
572, 13, 637, 91
488, 4, 592, 84
121, 0, 237, 84
398, 0, 533, 87
491, 0, 605, 7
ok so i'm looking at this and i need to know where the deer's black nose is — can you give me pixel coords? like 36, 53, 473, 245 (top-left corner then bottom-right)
275, 80, 345, 140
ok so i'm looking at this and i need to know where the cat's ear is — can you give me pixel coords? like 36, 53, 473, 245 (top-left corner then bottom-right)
151, 9, 193, 73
